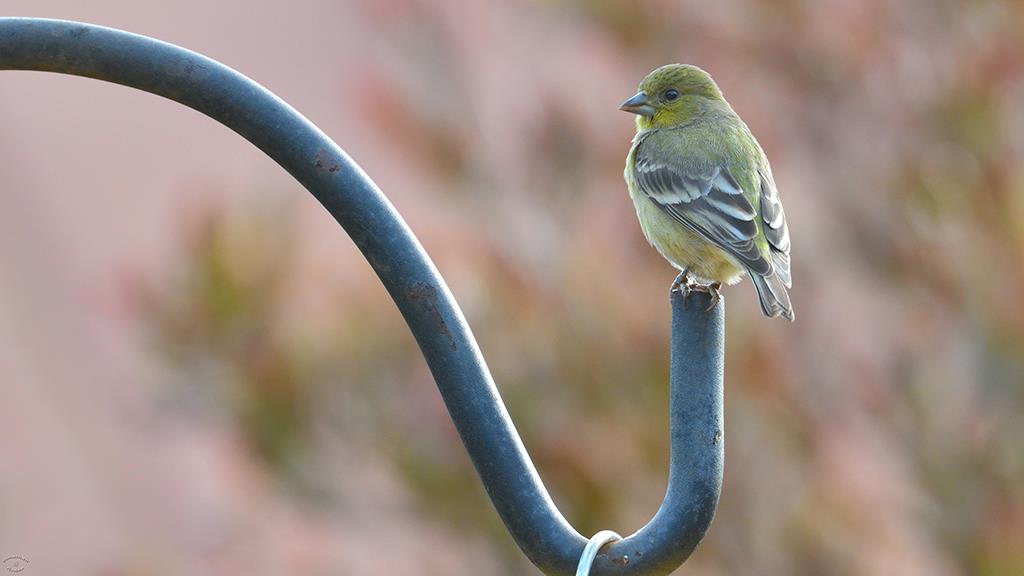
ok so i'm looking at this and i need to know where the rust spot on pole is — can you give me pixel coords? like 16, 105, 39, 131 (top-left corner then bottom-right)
314, 149, 340, 173
407, 281, 457, 351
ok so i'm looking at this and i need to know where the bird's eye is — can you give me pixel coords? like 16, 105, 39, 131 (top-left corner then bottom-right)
663, 88, 680, 101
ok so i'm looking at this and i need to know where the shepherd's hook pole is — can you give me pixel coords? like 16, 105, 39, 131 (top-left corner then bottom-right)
0, 18, 724, 575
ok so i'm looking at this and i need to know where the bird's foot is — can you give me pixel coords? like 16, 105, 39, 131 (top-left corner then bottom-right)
670, 269, 690, 295
705, 282, 722, 312
675, 279, 723, 312
671, 268, 688, 305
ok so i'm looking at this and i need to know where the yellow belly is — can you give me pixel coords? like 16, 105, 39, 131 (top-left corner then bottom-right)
630, 186, 745, 285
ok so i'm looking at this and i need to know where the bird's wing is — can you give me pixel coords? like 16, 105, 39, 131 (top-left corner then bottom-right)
632, 131, 772, 276
758, 166, 792, 287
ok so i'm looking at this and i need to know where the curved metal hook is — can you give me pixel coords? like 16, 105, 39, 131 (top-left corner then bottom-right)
0, 18, 723, 574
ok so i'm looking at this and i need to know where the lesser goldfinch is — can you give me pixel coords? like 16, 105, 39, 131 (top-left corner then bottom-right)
622, 64, 794, 321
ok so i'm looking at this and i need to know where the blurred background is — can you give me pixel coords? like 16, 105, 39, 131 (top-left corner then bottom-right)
2, 0, 1023, 574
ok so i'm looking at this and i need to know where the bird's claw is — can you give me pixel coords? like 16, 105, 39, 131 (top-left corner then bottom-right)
704, 282, 722, 312
671, 273, 722, 313
670, 269, 689, 295
671, 269, 694, 308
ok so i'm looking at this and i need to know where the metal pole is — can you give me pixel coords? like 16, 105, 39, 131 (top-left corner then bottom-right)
0, 18, 724, 574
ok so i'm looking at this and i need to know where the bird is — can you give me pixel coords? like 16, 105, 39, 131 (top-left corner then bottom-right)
621, 64, 794, 321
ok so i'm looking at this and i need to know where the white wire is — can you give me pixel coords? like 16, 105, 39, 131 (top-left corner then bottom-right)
575, 530, 623, 576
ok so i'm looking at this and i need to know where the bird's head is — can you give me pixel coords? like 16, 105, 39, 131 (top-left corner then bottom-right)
620, 64, 724, 130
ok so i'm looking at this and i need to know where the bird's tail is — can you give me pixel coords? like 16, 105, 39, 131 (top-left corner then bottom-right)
751, 272, 794, 321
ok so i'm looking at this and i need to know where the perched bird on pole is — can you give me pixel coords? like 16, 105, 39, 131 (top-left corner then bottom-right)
622, 64, 794, 321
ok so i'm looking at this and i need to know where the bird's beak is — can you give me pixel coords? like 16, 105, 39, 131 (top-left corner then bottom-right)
619, 91, 656, 117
